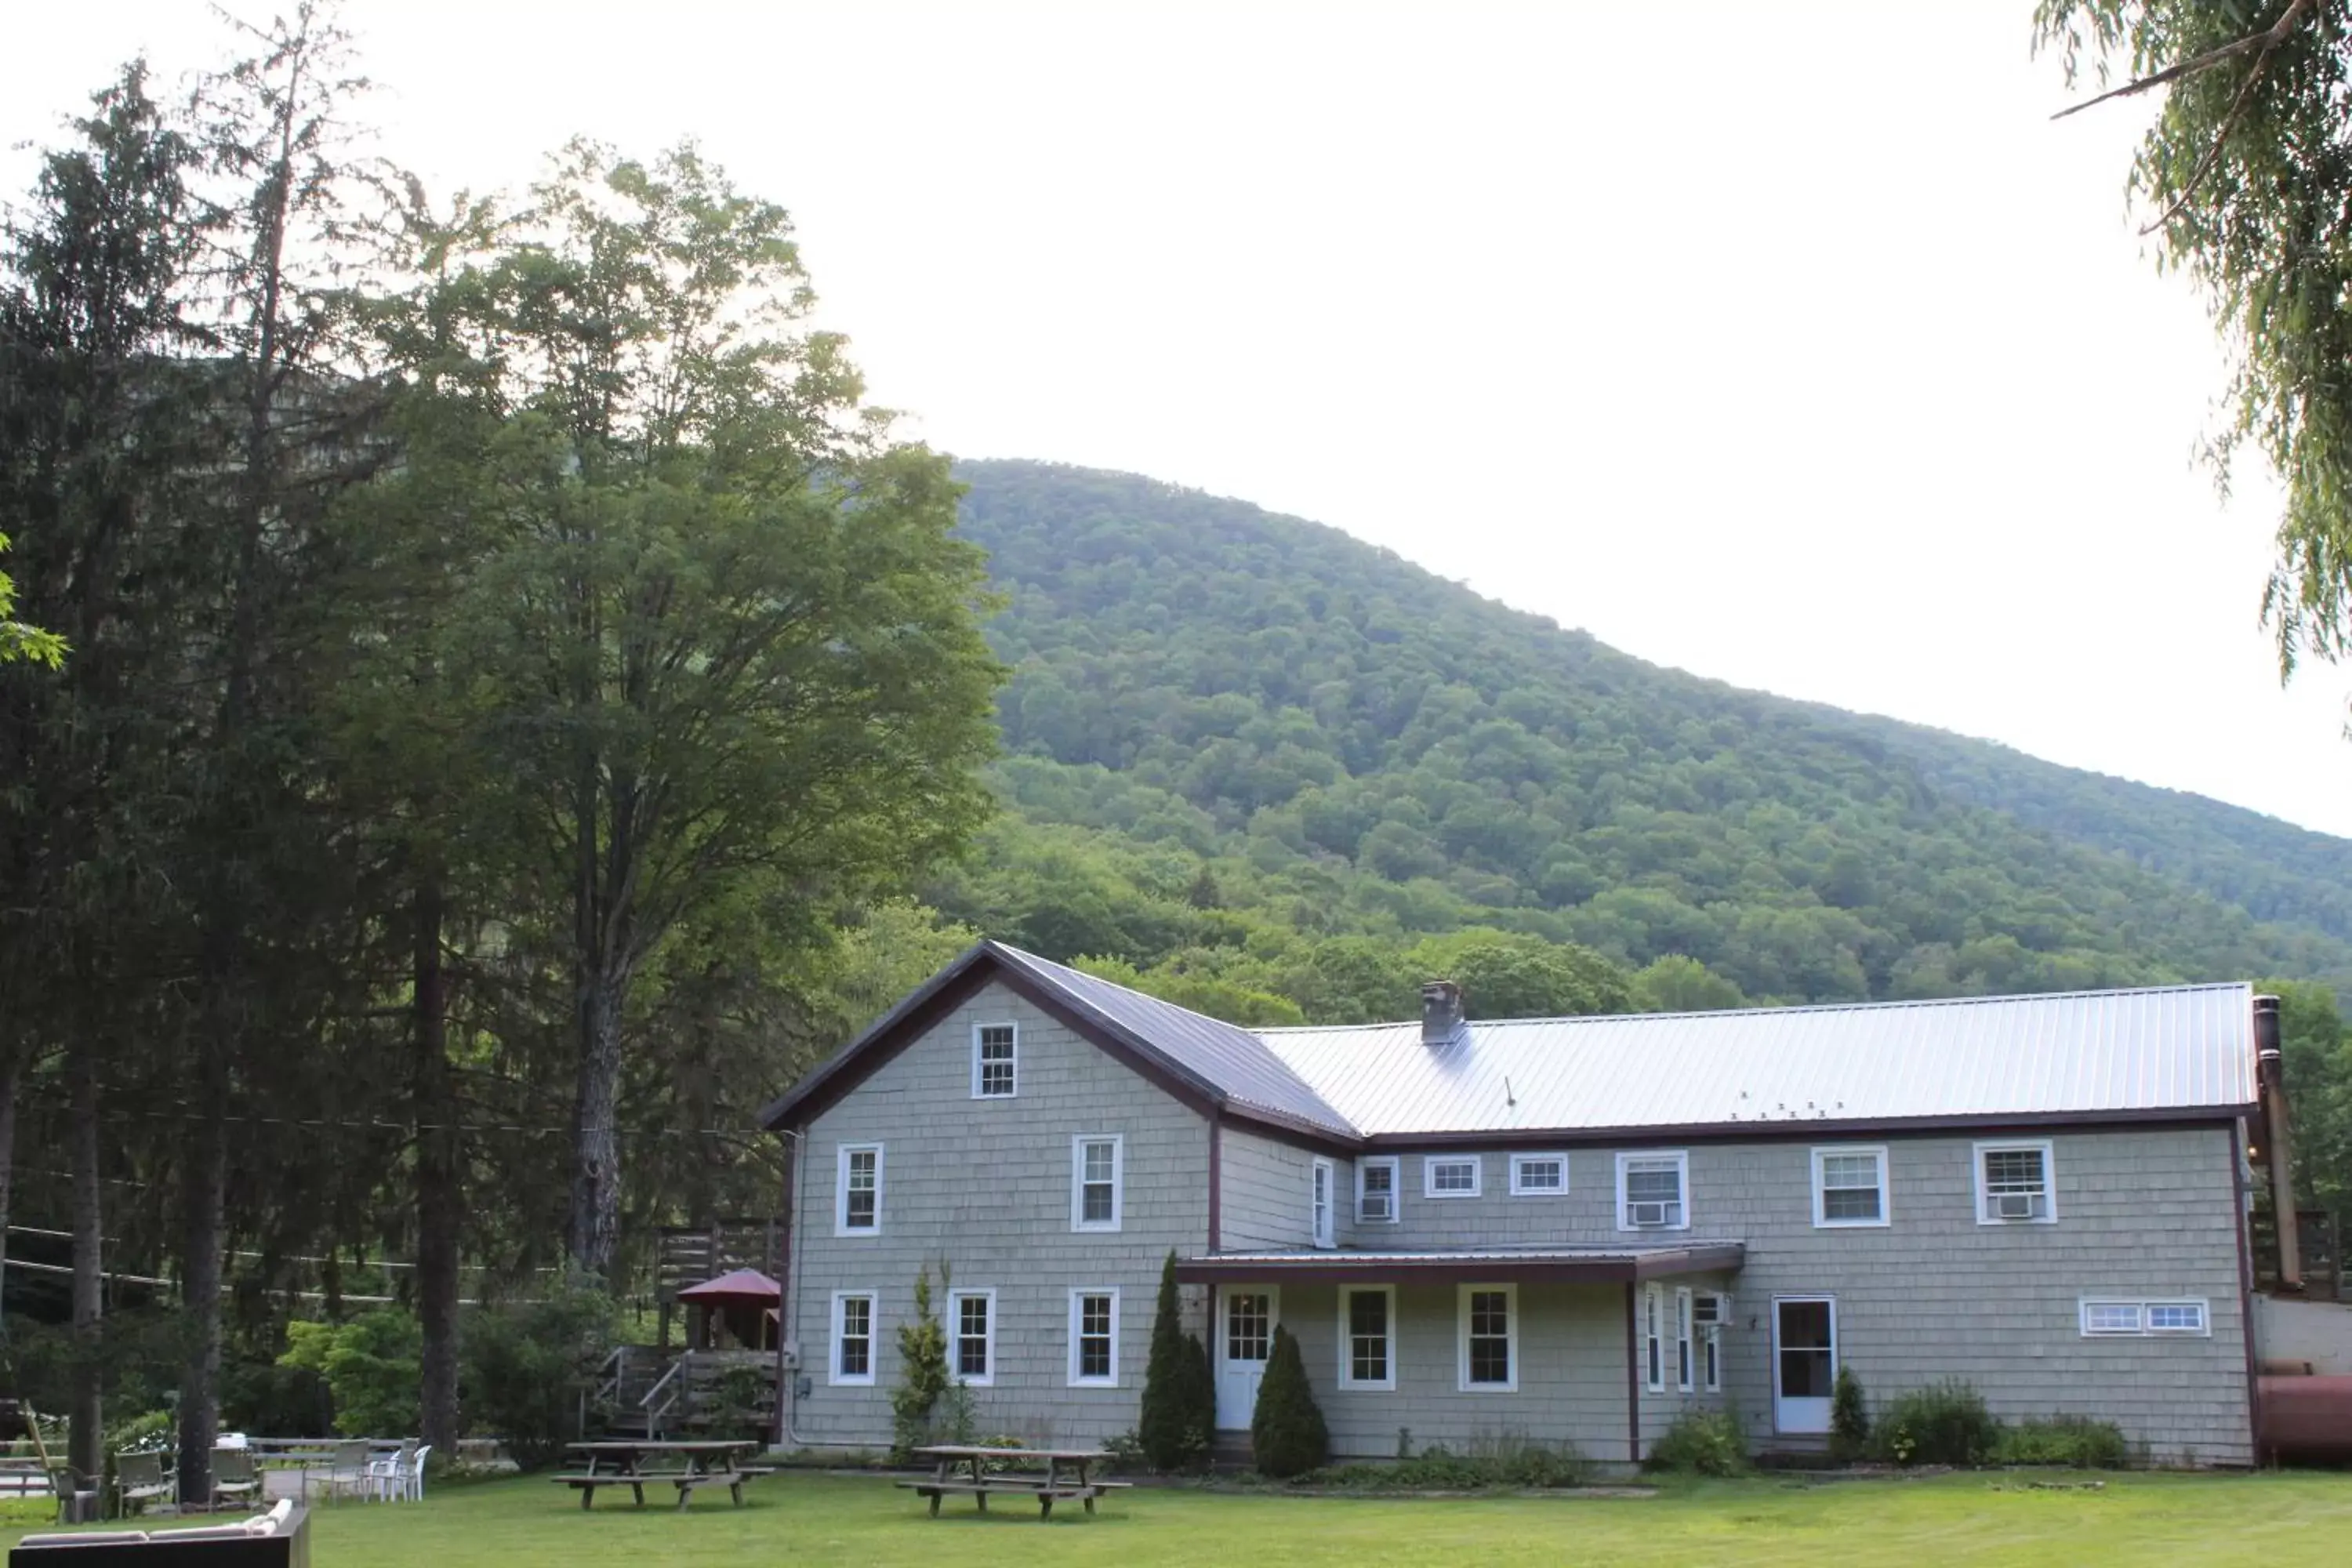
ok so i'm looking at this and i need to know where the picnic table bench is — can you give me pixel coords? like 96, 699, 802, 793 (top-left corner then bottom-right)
902, 1445, 1130, 1519
551, 1440, 766, 1510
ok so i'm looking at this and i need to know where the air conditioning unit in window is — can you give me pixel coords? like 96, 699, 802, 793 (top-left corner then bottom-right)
1993, 1193, 2037, 1221
1628, 1200, 1678, 1228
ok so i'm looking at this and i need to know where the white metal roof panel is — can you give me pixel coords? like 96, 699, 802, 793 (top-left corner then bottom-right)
1254, 982, 2256, 1138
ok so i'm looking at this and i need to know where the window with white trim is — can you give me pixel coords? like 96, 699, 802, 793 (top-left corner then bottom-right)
831, 1291, 876, 1385
1356, 1156, 1399, 1225
1617, 1151, 1690, 1231
1693, 1292, 1726, 1392
1510, 1152, 1568, 1195
1072, 1134, 1123, 1232
1643, 1283, 1664, 1392
1458, 1283, 1516, 1392
2080, 1298, 2209, 1337
836, 1143, 883, 1236
1976, 1140, 2056, 1224
1811, 1145, 1889, 1228
1312, 1158, 1336, 1248
1069, 1288, 1120, 1385
1425, 1155, 1482, 1198
1338, 1286, 1396, 1391
1675, 1287, 1695, 1393
949, 1289, 995, 1385
971, 1022, 1018, 1098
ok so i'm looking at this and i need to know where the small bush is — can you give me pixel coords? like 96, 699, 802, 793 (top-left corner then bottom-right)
1999, 1415, 2131, 1468
1871, 1380, 2003, 1467
1829, 1366, 1871, 1464
460, 1278, 617, 1470
1312, 1437, 1589, 1490
1643, 1410, 1748, 1476
1250, 1324, 1327, 1479
279, 1309, 422, 1437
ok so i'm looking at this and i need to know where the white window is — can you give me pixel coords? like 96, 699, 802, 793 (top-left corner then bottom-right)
1643, 1283, 1664, 1392
1356, 1156, 1399, 1225
1510, 1152, 1569, 1196
1071, 1134, 1123, 1232
1457, 1283, 1517, 1392
2080, 1298, 2209, 1337
971, 1022, 1018, 1098
1338, 1285, 1396, 1391
1425, 1155, 1482, 1198
1976, 1140, 2056, 1224
1617, 1151, 1690, 1231
1312, 1158, 1336, 1248
1068, 1288, 1120, 1386
1675, 1287, 1695, 1394
1693, 1292, 1726, 1392
830, 1291, 876, 1385
949, 1289, 995, 1386
835, 1143, 883, 1236
1811, 1145, 1889, 1229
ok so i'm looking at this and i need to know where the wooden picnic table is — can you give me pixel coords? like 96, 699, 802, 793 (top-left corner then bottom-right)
553, 1439, 766, 1510
902, 1445, 1129, 1519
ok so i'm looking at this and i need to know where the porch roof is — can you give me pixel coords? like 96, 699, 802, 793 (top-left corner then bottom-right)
1174, 1242, 1744, 1286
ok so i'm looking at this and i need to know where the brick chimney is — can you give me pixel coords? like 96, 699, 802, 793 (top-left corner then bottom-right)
1421, 980, 1465, 1047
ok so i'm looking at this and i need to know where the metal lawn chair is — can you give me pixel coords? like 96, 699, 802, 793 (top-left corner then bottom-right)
325, 1440, 370, 1502
110, 1452, 170, 1519
211, 1446, 262, 1511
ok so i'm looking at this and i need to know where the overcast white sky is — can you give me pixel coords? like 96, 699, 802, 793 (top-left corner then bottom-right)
10, 2, 2352, 837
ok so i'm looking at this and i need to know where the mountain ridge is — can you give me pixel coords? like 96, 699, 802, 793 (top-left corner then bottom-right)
931, 458, 2352, 1006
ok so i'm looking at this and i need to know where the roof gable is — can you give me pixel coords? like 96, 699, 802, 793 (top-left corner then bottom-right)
756, 940, 1359, 1142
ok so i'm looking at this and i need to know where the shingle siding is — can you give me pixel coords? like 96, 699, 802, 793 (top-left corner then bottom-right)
1218, 1128, 1348, 1249
786, 980, 1209, 1448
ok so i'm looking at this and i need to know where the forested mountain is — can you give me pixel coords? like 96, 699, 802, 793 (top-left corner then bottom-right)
929, 459, 2352, 1014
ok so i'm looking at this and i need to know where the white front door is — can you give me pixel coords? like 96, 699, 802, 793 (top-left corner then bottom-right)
1216, 1286, 1278, 1429
1773, 1297, 1837, 1434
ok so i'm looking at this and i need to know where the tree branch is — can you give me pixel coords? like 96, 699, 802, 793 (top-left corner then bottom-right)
2049, 0, 2314, 122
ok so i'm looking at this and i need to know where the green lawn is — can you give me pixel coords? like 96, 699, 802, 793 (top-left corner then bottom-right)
13, 1469, 2351, 1566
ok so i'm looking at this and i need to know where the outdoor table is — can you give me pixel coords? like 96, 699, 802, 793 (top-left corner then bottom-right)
903, 1445, 1127, 1519
554, 1439, 761, 1510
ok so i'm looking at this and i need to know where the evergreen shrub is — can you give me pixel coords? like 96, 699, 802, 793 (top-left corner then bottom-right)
1138, 1253, 1215, 1471
1249, 1324, 1327, 1478
1828, 1365, 1871, 1464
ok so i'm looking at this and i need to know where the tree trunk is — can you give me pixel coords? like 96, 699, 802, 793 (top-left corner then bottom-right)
175, 1038, 227, 1509
567, 973, 625, 1281
0, 1061, 16, 1331
67, 1039, 101, 1492
413, 877, 463, 1454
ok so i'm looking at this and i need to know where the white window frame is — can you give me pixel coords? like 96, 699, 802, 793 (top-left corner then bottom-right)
835, 1142, 884, 1237
1675, 1287, 1696, 1394
1312, 1157, 1336, 1248
1457, 1282, 1518, 1392
1974, 1139, 2058, 1225
2079, 1298, 2209, 1338
970, 1021, 1018, 1099
1643, 1283, 1665, 1392
1695, 1293, 1724, 1393
1810, 1145, 1890, 1229
1509, 1152, 1570, 1196
1070, 1134, 1124, 1232
1356, 1156, 1400, 1225
829, 1290, 877, 1386
1617, 1150, 1691, 1232
1425, 1154, 1483, 1199
948, 1287, 996, 1387
1337, 1284, 1397, 1392
1067, 1287, 1121, 1387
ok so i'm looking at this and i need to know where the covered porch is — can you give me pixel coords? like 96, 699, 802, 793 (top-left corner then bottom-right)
1175, 1245, 1748, 1466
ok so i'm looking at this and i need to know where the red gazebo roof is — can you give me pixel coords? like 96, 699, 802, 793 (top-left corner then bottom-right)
677, 1268, 782, 1305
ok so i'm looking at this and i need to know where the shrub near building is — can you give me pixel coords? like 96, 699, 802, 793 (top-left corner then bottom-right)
1250, 1325, 1327, 1479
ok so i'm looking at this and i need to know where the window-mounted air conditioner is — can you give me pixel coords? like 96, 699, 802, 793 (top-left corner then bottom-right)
1993, 1192, 2037, 1221
1628, 1200, 1678, 1228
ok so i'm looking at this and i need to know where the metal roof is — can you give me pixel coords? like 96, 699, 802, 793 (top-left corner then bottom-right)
1175, 1243, 1748, 1283
991, 946, 1360, 1138
1254, 982, 2257, 1138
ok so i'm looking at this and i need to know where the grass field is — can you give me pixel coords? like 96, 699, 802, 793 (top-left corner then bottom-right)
18, 1468, 2352, 1566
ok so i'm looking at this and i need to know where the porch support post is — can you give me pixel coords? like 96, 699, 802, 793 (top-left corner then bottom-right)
1623, 1279, 1639, 1465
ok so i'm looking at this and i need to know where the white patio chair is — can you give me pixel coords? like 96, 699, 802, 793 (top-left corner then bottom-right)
400, 1445, 431, 1503
363, 1441, 413, 1502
